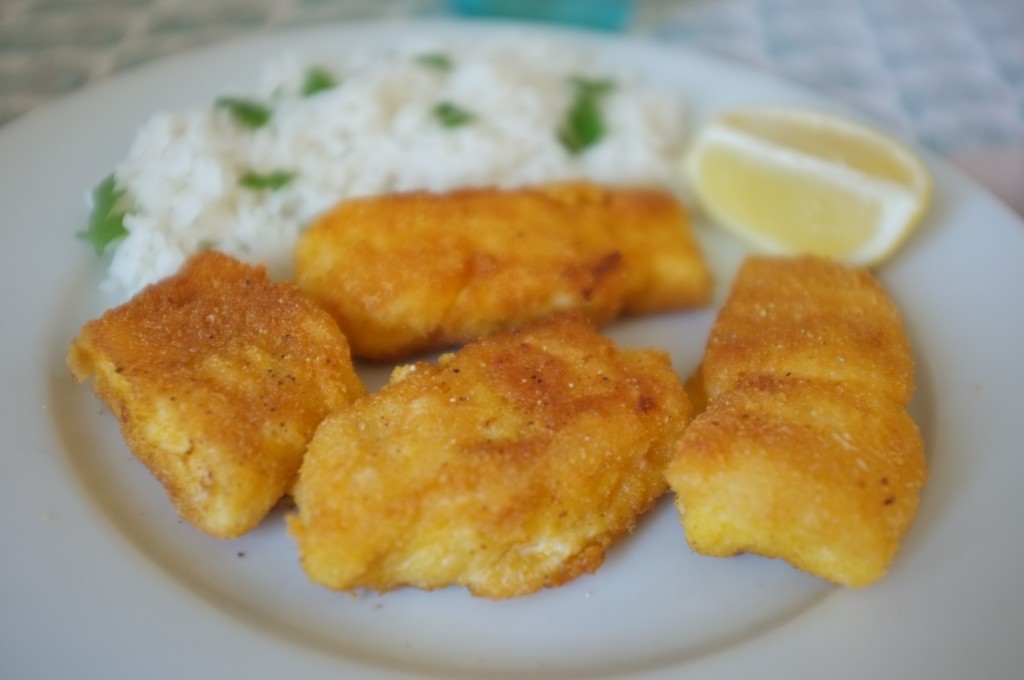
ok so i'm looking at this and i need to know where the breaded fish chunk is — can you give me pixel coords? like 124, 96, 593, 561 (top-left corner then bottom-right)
690, 252, 915, 408
67, 251, 365, 538
289, 313, 692, 598
294, 181, 712, 360
667, 256, 925, 587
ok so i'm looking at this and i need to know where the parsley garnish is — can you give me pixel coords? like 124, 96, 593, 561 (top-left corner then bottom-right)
301, 67, 337, 97
433, 101, 475, 128
79, 174, 129, 255
416, 52, 453, 71
239, 170, 296, 191
558, 76, 616, 155
215, 97, 272, 129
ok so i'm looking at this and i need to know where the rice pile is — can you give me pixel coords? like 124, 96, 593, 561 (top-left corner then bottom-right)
102, 36, 687, 298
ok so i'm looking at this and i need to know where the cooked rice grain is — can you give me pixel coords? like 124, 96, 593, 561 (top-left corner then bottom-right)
103, 37, 687, 297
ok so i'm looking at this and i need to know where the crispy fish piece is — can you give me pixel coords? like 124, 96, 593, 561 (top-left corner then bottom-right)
690, 252, 915, 407
288, 313, 692, 598
294, 181, 712, 360
67, 251, 365, 538
666, 256, 926, 587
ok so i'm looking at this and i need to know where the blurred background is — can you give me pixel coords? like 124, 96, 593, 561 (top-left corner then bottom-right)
1, 0, 1021, 212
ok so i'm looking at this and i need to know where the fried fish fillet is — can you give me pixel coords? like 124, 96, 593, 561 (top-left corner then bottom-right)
294, 181, 712, 360
689, 253, 915, 408
666, 256, 926, 587
288, 313, 692, 598
67, 251, 365, 538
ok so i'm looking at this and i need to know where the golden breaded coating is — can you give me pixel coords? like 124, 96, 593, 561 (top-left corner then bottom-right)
667, 256, 925, 587
288, 313, 692, 598
692, 253, 914, 406
67, 251, 365, 538
294, 181, 712, 360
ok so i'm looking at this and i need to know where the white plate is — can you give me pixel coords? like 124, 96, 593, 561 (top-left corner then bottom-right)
2, 19, 1023, 680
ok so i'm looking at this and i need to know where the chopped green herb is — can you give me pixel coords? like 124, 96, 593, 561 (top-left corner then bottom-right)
215, 97, 272, 129
239, 170, 297, 191
416, 52, 453, 71
301, 66, 337, 97
433, 101, 475, 128
78, 174, 129, 255
559, 98, 605, 154
558, 76, 617, 155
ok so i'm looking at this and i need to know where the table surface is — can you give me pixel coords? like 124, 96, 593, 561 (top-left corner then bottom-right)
2, 0, 1022, 212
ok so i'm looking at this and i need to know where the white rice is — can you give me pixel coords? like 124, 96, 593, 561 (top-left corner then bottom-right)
102, 36, 687, 298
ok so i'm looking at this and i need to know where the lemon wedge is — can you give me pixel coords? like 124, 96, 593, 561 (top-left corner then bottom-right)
683, 106, 932, 266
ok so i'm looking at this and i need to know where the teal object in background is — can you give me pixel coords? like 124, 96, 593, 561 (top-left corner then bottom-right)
450, 0, 633, 31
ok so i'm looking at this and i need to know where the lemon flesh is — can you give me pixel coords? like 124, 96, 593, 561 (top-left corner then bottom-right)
684, 107, 931, 267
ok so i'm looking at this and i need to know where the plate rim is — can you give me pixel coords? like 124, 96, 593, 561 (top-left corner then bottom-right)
3, 16, 1024, 680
